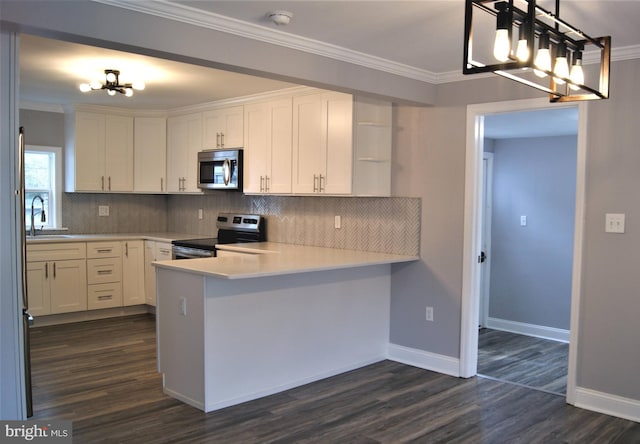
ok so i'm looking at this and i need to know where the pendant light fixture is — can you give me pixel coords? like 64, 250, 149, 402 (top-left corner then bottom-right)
463, 0, 610, 102
79, 69, 145, 97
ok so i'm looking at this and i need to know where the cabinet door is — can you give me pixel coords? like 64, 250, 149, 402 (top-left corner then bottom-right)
74, 112, 106, 191
167, 113, 202, 193
292, 93, 326, 193
203, 106, 243, 149
144, 241, 157, 306
104, 114, 134, 192
26, 261, 51, 316
324, 92, 353, 194
134, 117, 167, 193
267, 98, 293, 194
50, 259, 87, 314
123, 240, 145, 306
243, 102, 269, 193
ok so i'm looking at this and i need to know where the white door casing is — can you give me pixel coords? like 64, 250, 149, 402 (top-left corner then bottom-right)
460, 98, 587, 407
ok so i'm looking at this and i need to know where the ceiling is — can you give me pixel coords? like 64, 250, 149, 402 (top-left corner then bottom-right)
18, 1, 640, 132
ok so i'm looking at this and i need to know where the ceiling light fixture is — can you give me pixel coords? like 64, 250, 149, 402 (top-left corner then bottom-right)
463, 0, 610, 102
79, 69, 145, 97
268, 10, 293, 26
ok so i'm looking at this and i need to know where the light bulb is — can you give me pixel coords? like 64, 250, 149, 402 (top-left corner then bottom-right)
516, 39, 529, 62
534, 48, 551, 77
554, 42, 569, 84
533, 31, 551, 77
570, 59, 584, 91
132, 80, 145, 91
90, 80, 102, 90
107, 89, 116, 96
106, 72, 116, 83
125, 88, 133, 97
493, 29, 511, 62
79, 83, 91, 93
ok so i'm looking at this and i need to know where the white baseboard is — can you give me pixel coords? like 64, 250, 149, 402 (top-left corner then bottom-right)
486, 317, 570, 343
574, 387, 640, 423
387, 343, 460, 377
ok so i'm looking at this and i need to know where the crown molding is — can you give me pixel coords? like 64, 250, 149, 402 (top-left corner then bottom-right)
20, 101, 65, 113
92, 0, 438, 84
92, 1, 640, 87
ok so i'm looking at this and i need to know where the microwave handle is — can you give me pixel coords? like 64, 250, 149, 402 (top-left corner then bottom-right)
222, 158, 231, 185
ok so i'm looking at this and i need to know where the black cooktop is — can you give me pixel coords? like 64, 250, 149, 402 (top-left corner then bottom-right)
172, 238, 219, 250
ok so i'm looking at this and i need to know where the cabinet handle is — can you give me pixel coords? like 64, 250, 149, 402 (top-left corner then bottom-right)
216, 132, 221, 148
101, 176, 105, 191
260, 176, 264, 192
53, 262, 56, 279
96, 248, 112, 253
313, 174, 318, 192
319, 174, 325, 193
221, 132, 225, 147
265, 176, 270, 193
97, 269, 113, 275
97, 295, 113, 301
108, 176, 112, 191
159, 248, 170, 255
45, 262, 48, 279
125, 242, 129, 257
160, 177, 164, 192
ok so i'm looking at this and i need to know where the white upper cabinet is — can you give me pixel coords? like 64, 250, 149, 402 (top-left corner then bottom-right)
243, 98, 293, 194
167, 112, 202, 193
66, 111, 134, 192
134, 117, 167, 193
202, 106, 244, 149
292, 91, 353, 194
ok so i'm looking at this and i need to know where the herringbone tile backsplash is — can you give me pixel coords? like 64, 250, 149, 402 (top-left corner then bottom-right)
167, 194, 421, 256
60, 193, 420, 256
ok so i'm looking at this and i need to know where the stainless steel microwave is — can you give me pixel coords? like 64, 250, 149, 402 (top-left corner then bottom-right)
197, 149, 243, 191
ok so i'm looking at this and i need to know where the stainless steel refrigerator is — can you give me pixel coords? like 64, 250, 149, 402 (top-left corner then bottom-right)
18, 126, 34, 417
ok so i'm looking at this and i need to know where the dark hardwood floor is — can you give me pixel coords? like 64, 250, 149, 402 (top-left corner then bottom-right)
478, 328, 569, 395
30, 315, 639, 443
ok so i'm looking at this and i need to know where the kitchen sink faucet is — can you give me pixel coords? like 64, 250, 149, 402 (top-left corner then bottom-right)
30, 195, 46, 237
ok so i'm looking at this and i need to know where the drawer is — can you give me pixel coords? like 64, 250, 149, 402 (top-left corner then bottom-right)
27, 242, 86, 262
88, 283, 123, 310
87, 241, 122, 259
87, 257, 122, 284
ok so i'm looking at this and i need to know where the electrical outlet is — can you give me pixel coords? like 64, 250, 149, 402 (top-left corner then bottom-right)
179, 297, 187, 316
426, 306, 434, 322
605, 213, 625, 233
98, 205, 109, 217
198, 209, 203, 220
334, 215, 341, 229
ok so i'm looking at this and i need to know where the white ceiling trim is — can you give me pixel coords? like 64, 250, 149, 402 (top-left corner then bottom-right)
92, 0, 439, 84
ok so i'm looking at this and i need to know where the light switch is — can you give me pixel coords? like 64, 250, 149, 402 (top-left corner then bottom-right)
98, 205, 109, 217
520, 215, 527, 226
605, 213, 625, 233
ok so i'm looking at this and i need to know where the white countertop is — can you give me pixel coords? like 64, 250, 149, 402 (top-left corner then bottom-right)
25, 232, 202, 244
154, 242, 419, 279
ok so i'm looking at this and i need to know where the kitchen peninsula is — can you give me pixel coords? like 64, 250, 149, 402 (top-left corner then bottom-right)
154, 243, 418, 412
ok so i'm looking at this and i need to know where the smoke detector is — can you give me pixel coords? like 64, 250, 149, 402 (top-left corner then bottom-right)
268, 10, 293, 26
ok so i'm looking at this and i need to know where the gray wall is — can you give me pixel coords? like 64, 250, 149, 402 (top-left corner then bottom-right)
2, 0, 640, 410
488, 135, 577, 330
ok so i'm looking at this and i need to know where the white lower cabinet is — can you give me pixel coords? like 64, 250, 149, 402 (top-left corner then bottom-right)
123, 240, 145, 306
144, 241, 172, 307
87, 241, 123, 310
26, 242, 88, 316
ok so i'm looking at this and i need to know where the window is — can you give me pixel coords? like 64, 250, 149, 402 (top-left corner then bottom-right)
24, 145, 62, 230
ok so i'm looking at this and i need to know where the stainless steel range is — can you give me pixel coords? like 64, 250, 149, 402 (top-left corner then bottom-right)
171, 213, 265, 259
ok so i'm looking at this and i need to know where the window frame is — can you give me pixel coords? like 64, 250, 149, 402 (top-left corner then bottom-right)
24, 144, 62, 230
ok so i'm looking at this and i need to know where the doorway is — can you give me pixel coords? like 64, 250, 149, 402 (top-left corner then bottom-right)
460, 98, 588, 406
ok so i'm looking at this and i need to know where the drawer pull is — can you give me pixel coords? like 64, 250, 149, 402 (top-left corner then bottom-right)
97, 270, 113, 275
96, 248, 112, 253
97, 295, 113, 301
